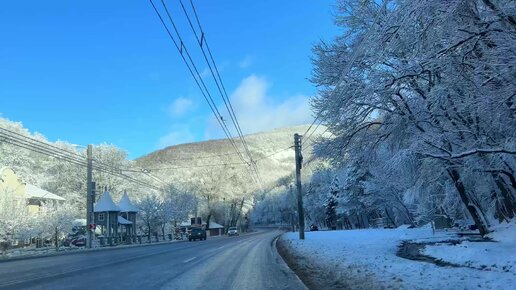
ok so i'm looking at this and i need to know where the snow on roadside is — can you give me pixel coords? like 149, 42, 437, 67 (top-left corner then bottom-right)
423, 221, 516, 275
282, 224, 516, 290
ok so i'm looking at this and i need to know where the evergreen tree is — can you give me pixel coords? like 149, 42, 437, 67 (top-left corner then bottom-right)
325, 177, 339, 230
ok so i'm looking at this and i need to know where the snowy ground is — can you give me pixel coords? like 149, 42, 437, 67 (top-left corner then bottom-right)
280, 222, 516, 290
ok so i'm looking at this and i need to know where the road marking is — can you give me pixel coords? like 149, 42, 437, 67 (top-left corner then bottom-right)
183, 257, 197, 263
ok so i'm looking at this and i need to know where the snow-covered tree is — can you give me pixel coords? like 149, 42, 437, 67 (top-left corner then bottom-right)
38, 202, 77, 250
137, 193, 163, 240
325, 177, 339, 230
309, 0, 516, 235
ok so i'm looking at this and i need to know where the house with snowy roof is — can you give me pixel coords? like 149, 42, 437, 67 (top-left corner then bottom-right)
0, 167, 65, 215
179, 218, 224, 236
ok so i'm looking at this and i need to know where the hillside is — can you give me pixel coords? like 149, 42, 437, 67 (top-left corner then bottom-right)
136, 125, 327, 193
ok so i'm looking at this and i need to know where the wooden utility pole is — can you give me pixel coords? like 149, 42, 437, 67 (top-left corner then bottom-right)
86, 144, 93, 248
289, 184, 295, 232
294, 133, 305, 240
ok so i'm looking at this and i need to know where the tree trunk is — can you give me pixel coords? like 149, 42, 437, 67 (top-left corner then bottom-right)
147, 222, 151, 242
205, 213, 212, 232
493, 175, 516, 219
234, 198, 245, 227
384, 208, 397, 227
448, 169, 489, 236
54, 227, 59, 251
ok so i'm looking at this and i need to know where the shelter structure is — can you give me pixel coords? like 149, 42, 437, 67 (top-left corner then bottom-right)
93, 189, 120, 238
118, 191, 138, 240
207, 221, 224, 236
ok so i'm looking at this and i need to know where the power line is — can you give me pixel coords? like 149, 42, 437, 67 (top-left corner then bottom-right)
179, 0, 262, 187
255, 146, 294, 162
145, 161, 248, 171
148, 0, 248, 167
0, 130, 163, 190
148, 0, 262, 188
145, 151, 243, 162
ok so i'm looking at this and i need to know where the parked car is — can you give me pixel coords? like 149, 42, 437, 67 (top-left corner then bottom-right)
64, 234, 86, 247
309, 224, 319, 231
228, 227, 239, 236
72, 235, 86, 247
188, 227, 206, 241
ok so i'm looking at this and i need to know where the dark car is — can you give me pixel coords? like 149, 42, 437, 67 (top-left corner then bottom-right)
188, 227, 207, 241
309, 224, 319, 231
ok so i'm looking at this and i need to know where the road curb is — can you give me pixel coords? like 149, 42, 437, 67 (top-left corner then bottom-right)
272, 234, 309, 290
0, 239, 186, 263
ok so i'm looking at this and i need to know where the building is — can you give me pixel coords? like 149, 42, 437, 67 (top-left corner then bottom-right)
207, 221, 224, 236
179, 218, 225, 237
0, 167, 65, 215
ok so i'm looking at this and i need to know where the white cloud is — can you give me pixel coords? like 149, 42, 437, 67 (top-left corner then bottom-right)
200, 67, 211, 79
157, 127, 196, 149
205, 75, 312, 138
238, 55, 254, 69
168, 97, 195, 118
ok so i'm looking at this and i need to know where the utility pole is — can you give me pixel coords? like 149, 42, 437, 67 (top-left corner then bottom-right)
294, 133, 305, 240
289, 184, 295, 232
86, 144, 93, 248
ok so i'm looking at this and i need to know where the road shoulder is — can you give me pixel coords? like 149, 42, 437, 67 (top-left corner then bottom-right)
271, 235, 309, 290
277, 233, 382, 290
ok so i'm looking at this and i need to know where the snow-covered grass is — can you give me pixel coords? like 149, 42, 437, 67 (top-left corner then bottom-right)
281, 223, 516, 290
423, 222, 516, 275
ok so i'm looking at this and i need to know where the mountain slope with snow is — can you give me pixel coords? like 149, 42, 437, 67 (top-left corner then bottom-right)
135, 125, 327, 192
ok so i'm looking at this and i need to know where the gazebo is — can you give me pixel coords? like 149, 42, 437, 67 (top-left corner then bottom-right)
118, 191, 138, 242
94, 189, 120, 239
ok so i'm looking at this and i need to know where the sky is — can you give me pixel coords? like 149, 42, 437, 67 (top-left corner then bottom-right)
0, 0, 339, 159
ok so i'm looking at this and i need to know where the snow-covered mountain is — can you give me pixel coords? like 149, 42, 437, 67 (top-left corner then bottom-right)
136, 125, 326, 193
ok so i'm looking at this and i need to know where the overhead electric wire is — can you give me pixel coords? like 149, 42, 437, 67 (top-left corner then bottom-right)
162, 1, 263, 190
0, 127, 85, 159
148, 0, 263, 188
0, 130, 162, 190
148, 0, 248, 168
157, 0, 247, 164
179, 0, 261, 186
255, 146, 294, 162
147, 151, 242, 162
145, 161, 248, 171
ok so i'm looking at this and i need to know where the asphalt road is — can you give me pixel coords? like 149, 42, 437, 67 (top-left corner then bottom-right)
0, 230, 306, 290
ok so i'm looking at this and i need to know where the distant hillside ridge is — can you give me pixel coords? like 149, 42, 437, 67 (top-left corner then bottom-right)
135, 124, 327, 191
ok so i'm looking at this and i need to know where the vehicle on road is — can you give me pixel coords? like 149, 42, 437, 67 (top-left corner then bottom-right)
64, 234, 86, 247
309, 224, 319, 231
228, 227, 239, 236
188, 227, 206, 241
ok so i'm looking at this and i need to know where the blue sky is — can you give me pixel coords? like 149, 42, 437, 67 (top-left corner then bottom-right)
0, 0, 338, 159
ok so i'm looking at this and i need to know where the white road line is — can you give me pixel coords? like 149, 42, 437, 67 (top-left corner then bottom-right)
183, 257, 197, 263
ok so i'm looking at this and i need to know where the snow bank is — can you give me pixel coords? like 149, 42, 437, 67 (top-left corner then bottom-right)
282, 225, 516, 289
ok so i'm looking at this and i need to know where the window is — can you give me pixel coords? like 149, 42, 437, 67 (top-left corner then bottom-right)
98, 213, 105, 221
